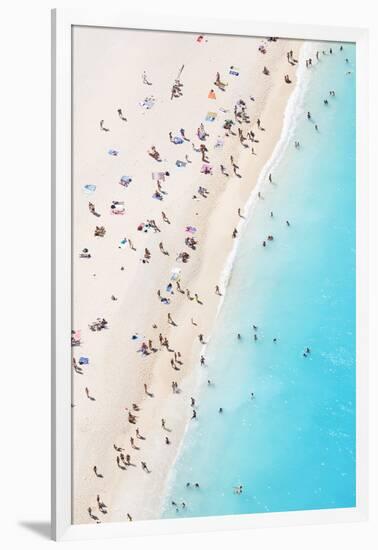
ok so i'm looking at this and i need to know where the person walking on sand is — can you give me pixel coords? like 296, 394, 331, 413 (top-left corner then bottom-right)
191, 409, 197, 419
141, 461, 151, 473
215, 285, 222, 296
168, 313, 177, 326
117, 108, 127, 121
200, 355, 205, 366
148, 146, 162, 162
220, 164, 229, 176
142, 70, 152, 85
100, 120, 109, 132
232, 228, 238, 238
161, 211, 171, 224
165, 436, 171, 445
190, 397, 196, 406
144, 384, 153, 397
93, 465, 103, 478
136, 428, 146, 440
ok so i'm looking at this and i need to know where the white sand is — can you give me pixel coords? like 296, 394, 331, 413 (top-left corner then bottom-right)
72, 26, 303, 524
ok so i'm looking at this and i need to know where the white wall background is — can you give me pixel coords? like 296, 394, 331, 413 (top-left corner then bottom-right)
0, 0, 376, 548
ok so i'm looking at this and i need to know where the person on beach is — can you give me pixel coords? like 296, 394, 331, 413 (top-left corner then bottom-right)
195, 293, 203, 304
141, 461, 151, 473
117, 108, 127, 121
93, 465, 103, 478
99, 120, 109, 132
220, 164, 229, 176
232, 228, 238, 238
148, 146, 162, 162
88, 507, 101, 523
215, 285, 222, 295
144, 384, 153, 397
165, 436, 171, 445
85, 387, 95, 401
168, 313, 177, 326
200, 355, 205, 366
136, 428, 146, 440
191, 409, 197, 419
190, 397, 196, 406
161, 211, 171, 224
88, 202, 100, 217
214, 72, 228, 91
142, 70, 152, 85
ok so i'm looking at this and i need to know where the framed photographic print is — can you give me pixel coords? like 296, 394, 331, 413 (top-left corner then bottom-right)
51, 9, 369, 541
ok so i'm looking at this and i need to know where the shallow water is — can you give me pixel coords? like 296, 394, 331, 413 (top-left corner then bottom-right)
163, 42, 356, 519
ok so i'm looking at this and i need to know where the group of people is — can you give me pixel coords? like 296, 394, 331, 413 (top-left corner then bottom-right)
74, 35, 339, 524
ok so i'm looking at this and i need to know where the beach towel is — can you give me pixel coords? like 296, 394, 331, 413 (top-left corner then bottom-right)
139, 96, 155, 109
111, 201, 125, 215
170, 267, 181, 281
208, 90, 216, 99
214, 138, 224, 149
176, 160, 187, 168
83, 184, 96, 194
185, 226, 197, 234
79, 357, 89, 365
172, 136, 184, 144
119, 175, 132, 187
201, 164, 213, 174
119, 238, 128, 249
229, 66, 240, 76
205, 112, 217, 122
152, 172, 166, 182
108, 149, 119, 156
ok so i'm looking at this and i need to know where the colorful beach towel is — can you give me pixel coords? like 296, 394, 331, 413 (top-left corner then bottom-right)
119, 175, 132, 187
119, 238, 128, 249
205, 112, 217, 122
229, 66, 240, 76
83, 184, 96, 194
139, 96, 155, 109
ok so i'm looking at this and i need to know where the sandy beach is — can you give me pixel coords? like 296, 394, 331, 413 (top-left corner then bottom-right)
72, 27, 303, 524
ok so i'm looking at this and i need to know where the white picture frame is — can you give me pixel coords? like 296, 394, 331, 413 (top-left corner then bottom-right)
51, 8, 369, 541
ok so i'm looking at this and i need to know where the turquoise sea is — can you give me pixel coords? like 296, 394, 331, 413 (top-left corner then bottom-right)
163, 42, 356, 519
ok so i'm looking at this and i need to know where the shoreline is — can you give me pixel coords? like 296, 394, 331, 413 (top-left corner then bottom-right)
160, 41, 356, 519
72, 28, 307, 524
159, 41, 318, 516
